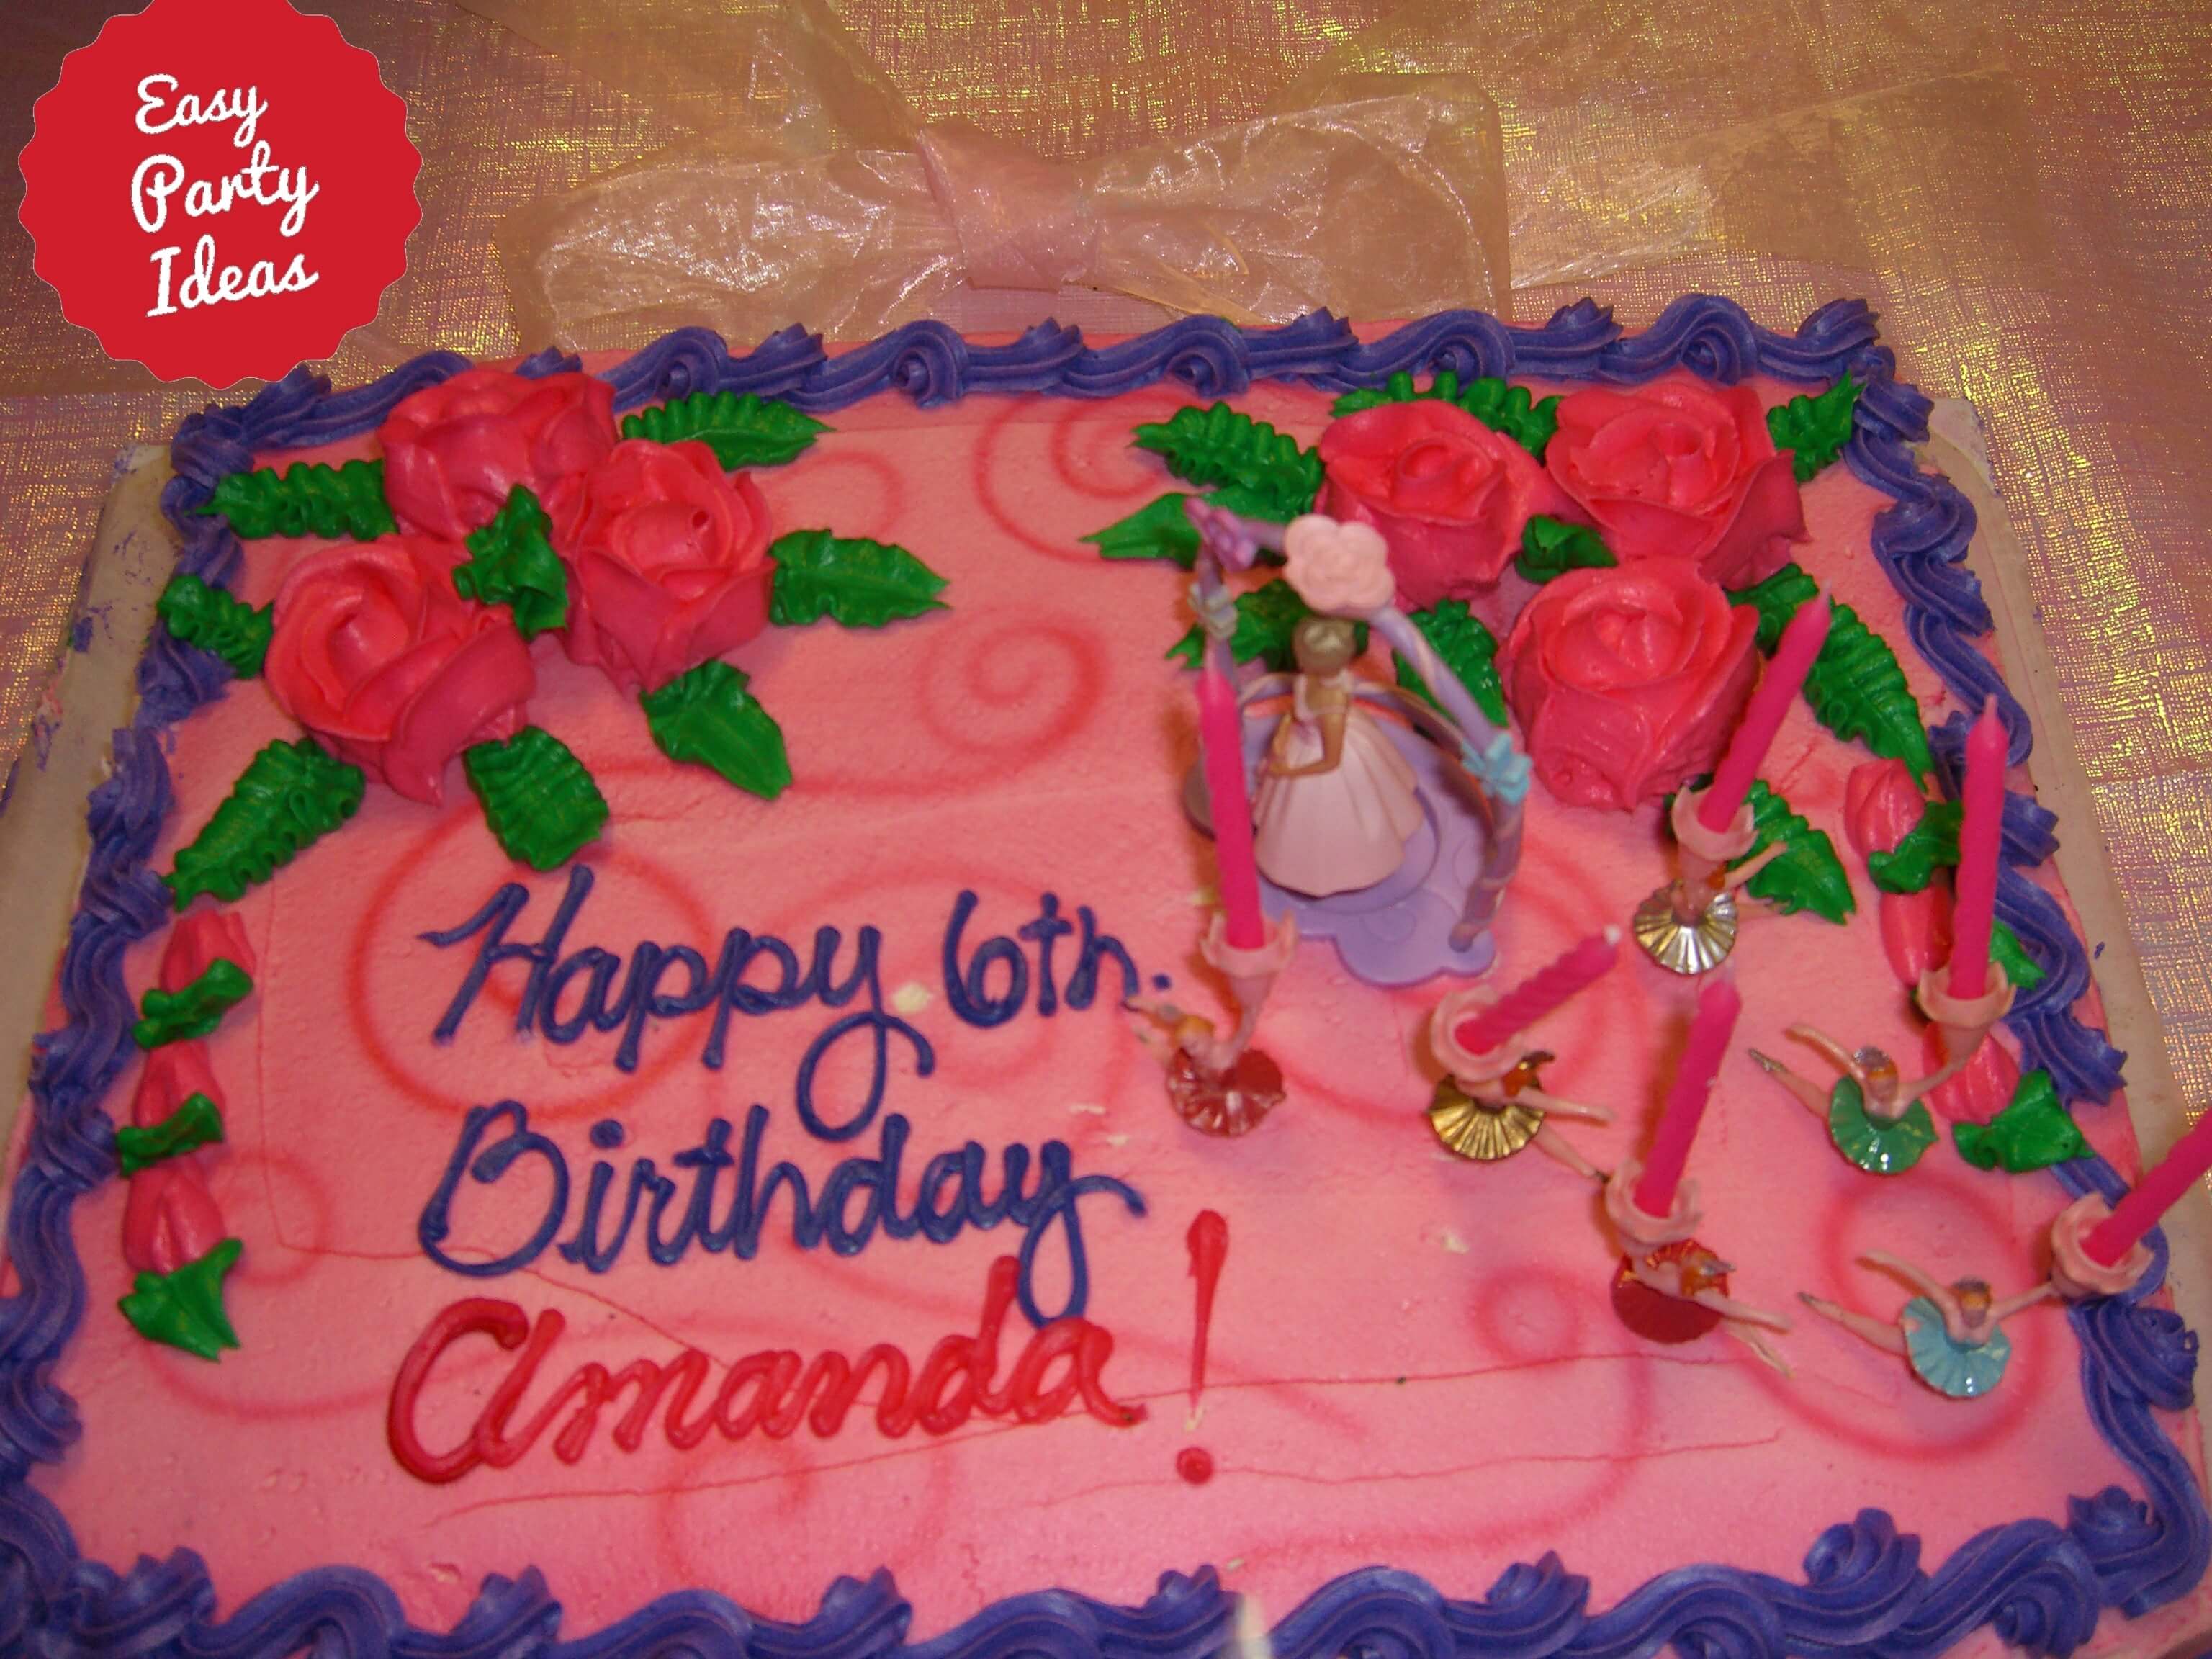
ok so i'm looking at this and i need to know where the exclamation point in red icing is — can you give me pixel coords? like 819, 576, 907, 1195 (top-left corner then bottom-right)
1177, 1209, 1228, 1485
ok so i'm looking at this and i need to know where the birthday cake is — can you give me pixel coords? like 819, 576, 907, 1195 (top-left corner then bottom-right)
7, 298, 2211, 1659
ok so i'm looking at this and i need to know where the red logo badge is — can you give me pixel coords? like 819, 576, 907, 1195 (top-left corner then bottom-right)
19, 0, 421, 387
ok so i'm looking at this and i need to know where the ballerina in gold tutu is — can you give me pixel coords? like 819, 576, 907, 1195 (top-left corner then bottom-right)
1425, 1050, 1614, 1179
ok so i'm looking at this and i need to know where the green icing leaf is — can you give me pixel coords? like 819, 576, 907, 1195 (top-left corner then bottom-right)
1393, 601, 1507, 726
1725, 561, 1933, 780
1990, 918, 2048, 993
156, 574, 271, 678
1727, 561, 1819, 653
197, 459, 395, 541
1330, 369, 1562, 459
120, 1237, 242, 1361
1131, 403, 1321, 522
642, 660, 791, 800
115, 1092, 225, 1175
620, 390, 827, 469
1766, 374, 1861, 484
768, 529, 948, 628
454, 486, 568, 639
1953, 1069, 2090, 1172
1079, 486, 1283, 568
134, 959, 253, 1050
1866, 799, 1962, 894
1166, 579, 1367, 673
464, 727, 609, 871
1515, 515, 1616, 585
166, 739, 365, 910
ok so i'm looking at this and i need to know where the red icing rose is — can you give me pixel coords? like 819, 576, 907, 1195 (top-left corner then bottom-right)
131, 1041, 224, 1129
553, 438, 775, 694
1545, 374, 1807, 588
265, 536, 536, 806
1500, 562, 1761, 811
379, 367, 616, 540
123, 1163, 226, 1276
158, 910, 255, 993
1318, 401, 1572, 609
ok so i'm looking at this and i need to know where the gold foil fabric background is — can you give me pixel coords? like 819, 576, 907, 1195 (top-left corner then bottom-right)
0, 0, 2206, 1110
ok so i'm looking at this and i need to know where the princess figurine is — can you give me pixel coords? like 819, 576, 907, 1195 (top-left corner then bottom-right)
1750, 1027, 1966, 1176
1251, 616, 1423, 898
1799, 1252, 2054, 1398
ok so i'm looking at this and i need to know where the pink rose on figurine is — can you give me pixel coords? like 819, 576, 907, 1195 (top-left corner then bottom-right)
1282, 515, 1395, 616
1318, 401, 1571, 609
265, 536, 537, 806
1544, 374, 1807, 588
553, 438, 775, 694
379, 367, 617, 540
1500, 562, 1760, 811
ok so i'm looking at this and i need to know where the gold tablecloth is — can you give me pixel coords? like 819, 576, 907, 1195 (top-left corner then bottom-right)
1, 0, 2206, 1111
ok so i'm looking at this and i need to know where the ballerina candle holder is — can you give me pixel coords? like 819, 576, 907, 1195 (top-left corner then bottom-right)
1425, 930, 1620, 1177
1634, 592, 1830, 976
1632, 786, 1784, 976
1799, 1254, 2054, 1399
1602, 976, 1791, 1370
2047, 1107, 2212, 1301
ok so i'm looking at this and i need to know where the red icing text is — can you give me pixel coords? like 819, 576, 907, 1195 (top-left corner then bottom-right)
388, 1255, 1142, 1483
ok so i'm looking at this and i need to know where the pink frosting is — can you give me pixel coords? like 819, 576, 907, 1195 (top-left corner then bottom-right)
1318, 401, 1573, 609
265, 536, 536, 806
378, 367, 616, 541
158, 910, 256, 992
122, 1162, 227, 1277
130, 1040, 224, 1130
1545, 374, 1807, 588
1499, 562, 1760, 811
553, 438, 776, 695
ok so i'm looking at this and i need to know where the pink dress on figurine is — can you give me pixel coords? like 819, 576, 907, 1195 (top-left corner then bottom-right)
1252, 670, 1423, 896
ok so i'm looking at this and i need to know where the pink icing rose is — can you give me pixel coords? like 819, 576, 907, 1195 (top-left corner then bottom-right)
553, 438, 775, 694
265, 536, 536, 806
379, 367, 617, 540
122, 1161, 226, 1275
131, 1041, 224, 1129
1544, 374, 1807, 588
1500, 562, 1761, 811
158, 910, 255, 992
1318, 400, 1572, 609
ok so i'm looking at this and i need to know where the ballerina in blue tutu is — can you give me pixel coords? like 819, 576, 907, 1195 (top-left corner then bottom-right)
1799, 1253, 2054, 1398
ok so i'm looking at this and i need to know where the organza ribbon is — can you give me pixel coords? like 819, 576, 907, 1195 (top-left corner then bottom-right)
477, 0, 2046, 352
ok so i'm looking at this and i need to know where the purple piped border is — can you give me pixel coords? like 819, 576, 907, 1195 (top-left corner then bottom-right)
0, 297, 2198, 1659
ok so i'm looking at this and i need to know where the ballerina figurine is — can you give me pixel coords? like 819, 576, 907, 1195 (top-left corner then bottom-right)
1251, 616, 1423, 898
1427, 1051, 1614, 1180
1128, 999, 1285, 1137
1621, 1241, 1795, 1374
1750, 1026, 1969, 1177
1799, 1253, 2054, 1398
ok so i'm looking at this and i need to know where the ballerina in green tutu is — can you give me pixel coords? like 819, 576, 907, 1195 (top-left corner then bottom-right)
1799, 1254, 2054, 1398
1750, 1027, 1971, 1175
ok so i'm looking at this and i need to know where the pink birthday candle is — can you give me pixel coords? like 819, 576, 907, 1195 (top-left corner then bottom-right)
2085, 1110, 2212, 1265
1699, 593, 1832, 832
1197, 663, 1267, 950
1948, 696, 2007, 999
1634, 976, 1742, 1217
1452, 929, 1622, 1054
